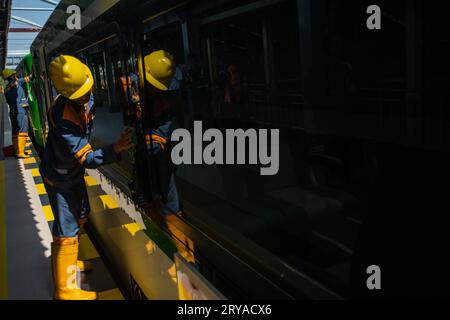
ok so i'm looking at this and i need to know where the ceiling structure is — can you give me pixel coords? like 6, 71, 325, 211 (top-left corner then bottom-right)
0, 0, 12, 69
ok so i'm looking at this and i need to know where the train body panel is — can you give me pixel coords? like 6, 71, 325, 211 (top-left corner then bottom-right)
17, 0, 450, 299
24, 54, 45, 149
14, 54, 45, 150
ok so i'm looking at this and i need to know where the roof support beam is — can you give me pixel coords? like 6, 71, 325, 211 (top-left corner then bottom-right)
40, 0, 58, 5
9, 28, 42, 32
11, 15, 43, 28
12, 7, 54, 11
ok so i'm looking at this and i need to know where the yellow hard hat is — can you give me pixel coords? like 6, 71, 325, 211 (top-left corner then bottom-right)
49, 55, 93, 100
144, 50, 175, 91
2, 69, 16, 80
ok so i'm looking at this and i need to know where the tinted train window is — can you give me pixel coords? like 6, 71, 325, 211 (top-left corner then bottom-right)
170, 0, 450, 298
205, 10, 265, 124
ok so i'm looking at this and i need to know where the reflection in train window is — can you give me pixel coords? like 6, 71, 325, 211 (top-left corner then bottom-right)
174, 0, 409, 297
204, 11, 265, 124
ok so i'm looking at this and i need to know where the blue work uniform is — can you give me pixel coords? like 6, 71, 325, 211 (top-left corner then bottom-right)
146, 95, 180, 216
168, 67, 183, 91
4, 77, 29, 135
40, 94, 119, 237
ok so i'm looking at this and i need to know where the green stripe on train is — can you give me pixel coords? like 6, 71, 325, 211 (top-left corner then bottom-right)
23, 53, 45, 149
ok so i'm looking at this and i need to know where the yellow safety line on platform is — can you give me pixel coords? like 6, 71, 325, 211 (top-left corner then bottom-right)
30, 168, 40, 177
0, 161, 8, 299
36, 183, 47, 195
42, 205, 54, 222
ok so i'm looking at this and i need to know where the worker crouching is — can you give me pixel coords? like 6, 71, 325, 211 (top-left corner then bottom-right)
2, 68, 31, 158
39, 55, 133, 300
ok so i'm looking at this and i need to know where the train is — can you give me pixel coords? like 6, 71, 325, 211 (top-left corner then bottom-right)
12, 0, 450, 299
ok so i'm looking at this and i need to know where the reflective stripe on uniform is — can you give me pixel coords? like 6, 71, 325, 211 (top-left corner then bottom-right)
74, 144, 93, 164
79, 150, 93, 165
146, 133, 167, 150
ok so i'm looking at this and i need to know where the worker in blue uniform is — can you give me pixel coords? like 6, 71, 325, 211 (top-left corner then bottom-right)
40, 55, 133, 300
2, 69, 31, 158
143, 50, 181, 217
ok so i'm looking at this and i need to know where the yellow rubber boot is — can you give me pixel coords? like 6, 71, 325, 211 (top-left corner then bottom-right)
52, 237, 97, 300
51, 246, 93, 274
16, 133, 29, 158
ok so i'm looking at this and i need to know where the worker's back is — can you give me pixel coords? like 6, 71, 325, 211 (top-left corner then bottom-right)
40, 95, 93, 188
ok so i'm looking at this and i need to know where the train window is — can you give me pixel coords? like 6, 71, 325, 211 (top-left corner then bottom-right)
118, 0, 450, 298
207, 10, 265, 123
177, 0, 360, 293
169, 0, 448, 297
141, 21, 186, 128
304, 0, 407, 141
85, 39, 128, 148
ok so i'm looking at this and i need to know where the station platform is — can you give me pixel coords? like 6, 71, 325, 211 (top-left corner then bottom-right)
0, 96, 124, 300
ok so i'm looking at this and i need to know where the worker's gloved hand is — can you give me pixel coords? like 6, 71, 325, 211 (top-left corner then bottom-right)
114, 128, 134, 154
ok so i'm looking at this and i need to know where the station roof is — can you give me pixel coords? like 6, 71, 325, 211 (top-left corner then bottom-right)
0, 0, 12, 69
31, 0, 120, 54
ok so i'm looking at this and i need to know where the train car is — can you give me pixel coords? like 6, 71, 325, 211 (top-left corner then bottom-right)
15, 54, 46, 152
27, 0, 450, 300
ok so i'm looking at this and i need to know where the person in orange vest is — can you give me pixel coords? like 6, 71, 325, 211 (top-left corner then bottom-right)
40, 55, 133, 300
2, 69, 31, 158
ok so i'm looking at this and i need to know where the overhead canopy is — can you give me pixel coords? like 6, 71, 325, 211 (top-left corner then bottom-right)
31, 0, 120, 54
0, 0, 12, 69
